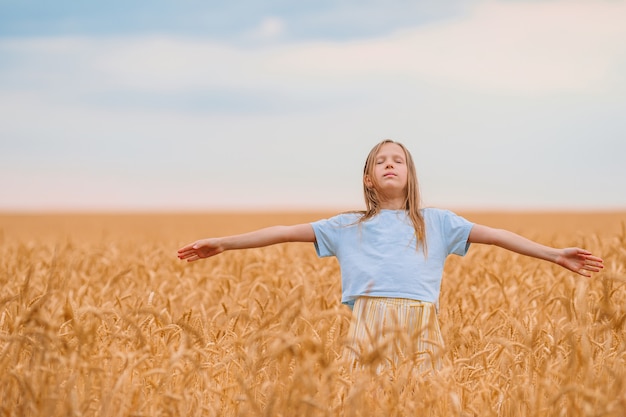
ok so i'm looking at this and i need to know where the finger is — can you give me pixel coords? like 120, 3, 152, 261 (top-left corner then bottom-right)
583, 258, 604, 268
575, 265, 592, 277
179, 253, 199, 262
575, 250, 602, 260
580, 266, 599, 273
178, 250, 197, 259
577, 263, 603, 275
582, 255, 604, 263
178, 243, 198, 253
583, 263, 603, 272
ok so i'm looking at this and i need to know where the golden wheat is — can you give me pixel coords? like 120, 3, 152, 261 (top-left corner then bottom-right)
0, 212, 625, 416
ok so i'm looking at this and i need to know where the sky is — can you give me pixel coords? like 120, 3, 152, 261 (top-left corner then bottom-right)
1, 0, 625, 212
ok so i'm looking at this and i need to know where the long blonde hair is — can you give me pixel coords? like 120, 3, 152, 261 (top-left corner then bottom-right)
359, 139, 427, 248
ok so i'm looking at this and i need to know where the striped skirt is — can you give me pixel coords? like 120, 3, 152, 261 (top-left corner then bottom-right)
344, 296, 444, 374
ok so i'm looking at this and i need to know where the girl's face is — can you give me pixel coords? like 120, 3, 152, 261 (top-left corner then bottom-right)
365, 142, 409, 197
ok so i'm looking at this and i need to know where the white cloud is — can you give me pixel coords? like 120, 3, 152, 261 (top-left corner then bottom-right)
2, 1, 624, 96
1, 1, 625, 211
268, 1, 626, 94
253, 16, 286, 39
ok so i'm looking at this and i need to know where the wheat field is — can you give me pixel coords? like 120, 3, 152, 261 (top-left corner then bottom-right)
1, 211, 625, 416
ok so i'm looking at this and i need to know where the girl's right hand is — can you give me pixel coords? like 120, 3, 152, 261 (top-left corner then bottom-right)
177, 238, 224, 262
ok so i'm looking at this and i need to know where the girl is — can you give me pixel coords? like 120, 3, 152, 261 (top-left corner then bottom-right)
177, 139, 604, 372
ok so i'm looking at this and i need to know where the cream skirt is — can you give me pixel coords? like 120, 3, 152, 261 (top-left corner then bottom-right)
344, 296, 444, 374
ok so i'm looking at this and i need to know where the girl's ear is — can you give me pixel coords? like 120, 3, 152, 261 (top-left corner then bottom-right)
363, 175, 373, 188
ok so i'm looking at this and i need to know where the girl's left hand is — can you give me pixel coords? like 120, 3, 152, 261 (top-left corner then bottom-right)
556, 248, 604, 277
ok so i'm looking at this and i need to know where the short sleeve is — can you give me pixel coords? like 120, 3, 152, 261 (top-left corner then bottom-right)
310, 215, 343, 257
440, 210, 474, 256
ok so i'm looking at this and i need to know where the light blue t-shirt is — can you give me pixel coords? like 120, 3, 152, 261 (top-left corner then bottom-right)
311, 208, 473, 307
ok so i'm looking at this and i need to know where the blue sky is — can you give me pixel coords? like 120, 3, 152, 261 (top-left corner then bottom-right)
1, 0, 625, 212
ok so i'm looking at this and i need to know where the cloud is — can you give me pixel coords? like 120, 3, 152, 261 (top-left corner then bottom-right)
253, 16, 285, 39
1, 0, 625, 211
2, 1, 624, 98
266, 1, 626, 94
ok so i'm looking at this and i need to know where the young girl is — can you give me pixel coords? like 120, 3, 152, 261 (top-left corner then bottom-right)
177, 139, 604, 372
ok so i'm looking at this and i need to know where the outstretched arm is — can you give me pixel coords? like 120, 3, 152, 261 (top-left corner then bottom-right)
177, 223, 316, 262
468, 224, 604, 277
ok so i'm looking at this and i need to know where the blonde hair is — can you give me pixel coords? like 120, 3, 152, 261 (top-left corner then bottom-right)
360, 139, 427, 248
